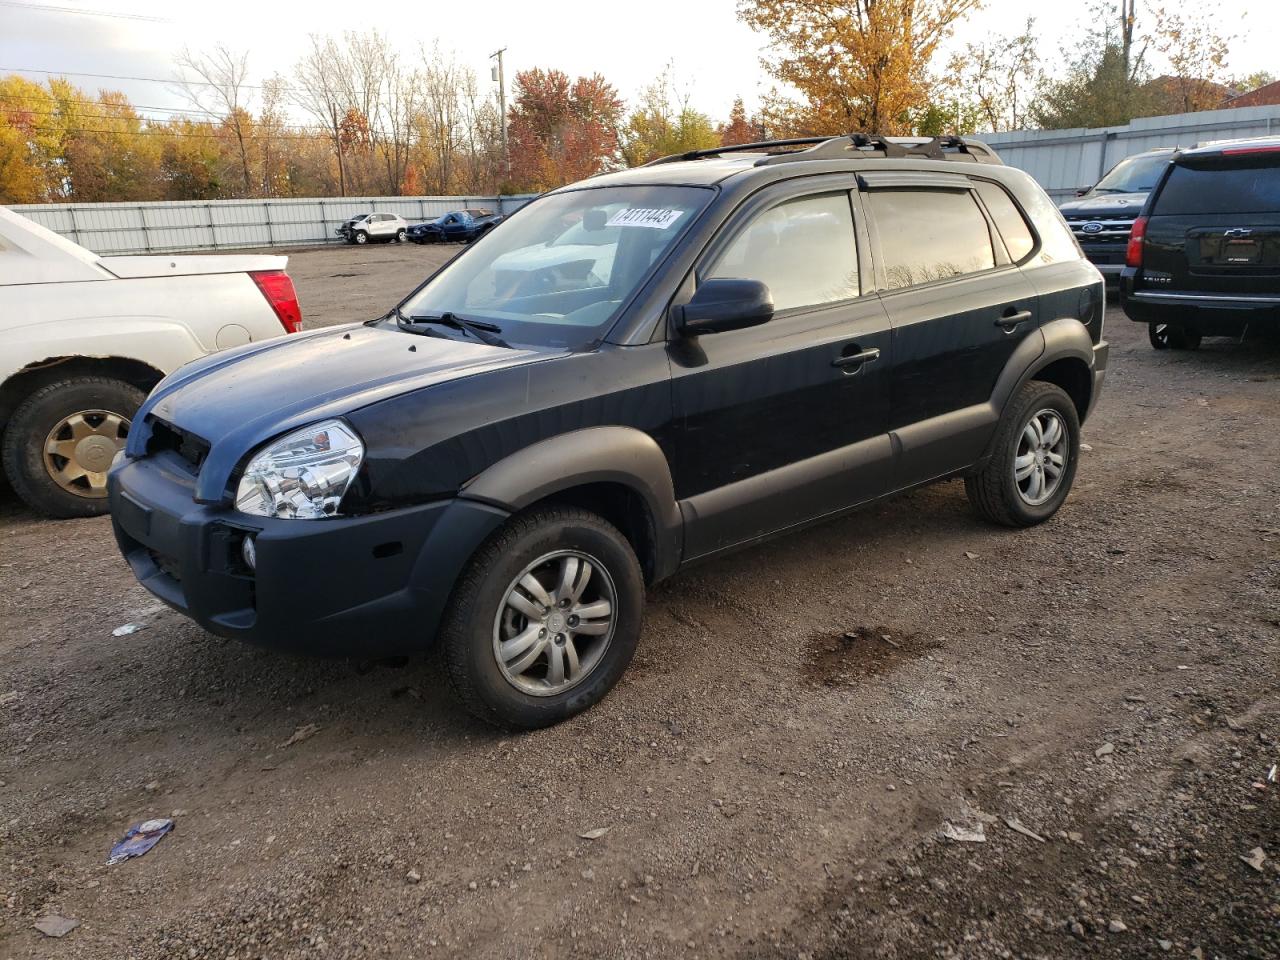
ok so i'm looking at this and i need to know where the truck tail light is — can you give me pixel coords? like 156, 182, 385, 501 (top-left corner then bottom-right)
1125, 215, 1148, 269
250, 270, 303, 334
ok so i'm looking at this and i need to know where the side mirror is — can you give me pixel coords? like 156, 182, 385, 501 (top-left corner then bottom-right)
1075, 188, 1089, 197
677, 278, 774, 335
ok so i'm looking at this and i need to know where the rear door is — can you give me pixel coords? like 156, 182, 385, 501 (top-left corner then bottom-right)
1141, 150, 1280, 295
862, 173, 1040, 488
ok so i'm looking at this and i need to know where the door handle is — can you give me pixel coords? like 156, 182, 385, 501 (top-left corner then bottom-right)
995, 309, 1033, 331
832, 346, 881, 370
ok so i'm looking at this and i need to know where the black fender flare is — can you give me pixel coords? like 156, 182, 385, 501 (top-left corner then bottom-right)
979, 317, 1096, 462
459, 426, 683, 579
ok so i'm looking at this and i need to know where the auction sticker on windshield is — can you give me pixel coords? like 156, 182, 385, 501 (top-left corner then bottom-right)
606, 208, 684, 229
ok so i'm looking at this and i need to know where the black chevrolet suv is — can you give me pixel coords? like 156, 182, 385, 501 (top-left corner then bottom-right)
108, 135, 1108, 729
1121, 137, 1280, 349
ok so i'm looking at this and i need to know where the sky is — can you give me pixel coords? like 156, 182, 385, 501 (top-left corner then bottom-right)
1, 0, 1278, 126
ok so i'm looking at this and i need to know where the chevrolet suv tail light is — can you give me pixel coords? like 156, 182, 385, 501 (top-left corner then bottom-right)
1125, 215, 1148, 268
250, 270, 303, 334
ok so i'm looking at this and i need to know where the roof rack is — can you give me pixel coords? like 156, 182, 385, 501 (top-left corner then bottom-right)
642, 137, 832, 166
642, 134, 1002, 168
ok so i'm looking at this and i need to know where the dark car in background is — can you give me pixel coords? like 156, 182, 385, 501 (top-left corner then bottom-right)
407, 209, 504, 244
1059, 149, 1176, 276
1121, 137, 1280, 349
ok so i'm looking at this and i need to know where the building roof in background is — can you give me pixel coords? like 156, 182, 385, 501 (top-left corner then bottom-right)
1223, 80, 1280, 109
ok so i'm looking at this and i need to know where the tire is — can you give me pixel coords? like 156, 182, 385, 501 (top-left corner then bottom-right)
440, 505, 644, 729
964, 380, 1081, 528
1149, 321, 1201, 351
395, 228, 407, 243
2, 376, 145, 519
354, 230, 368, 245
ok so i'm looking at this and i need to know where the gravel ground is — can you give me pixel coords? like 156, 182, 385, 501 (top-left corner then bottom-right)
1, 246, 1277, 959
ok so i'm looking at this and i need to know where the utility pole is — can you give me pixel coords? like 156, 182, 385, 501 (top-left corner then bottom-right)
490, 47, 508, 171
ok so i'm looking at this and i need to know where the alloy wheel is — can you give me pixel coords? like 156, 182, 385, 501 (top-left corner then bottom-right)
1013, 408, 1068, 506
492, 550, 617, 697
43, 409, 129, 499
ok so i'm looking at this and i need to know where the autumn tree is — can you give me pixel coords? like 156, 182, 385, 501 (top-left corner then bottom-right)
507, 68, 622, 191
737, 0, 983, 136
1150, 6, 1232, 113
719, 97, 757, 145
619, 66, 720, 165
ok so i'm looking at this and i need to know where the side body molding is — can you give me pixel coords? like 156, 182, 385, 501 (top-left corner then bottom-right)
459, 426, 683, 580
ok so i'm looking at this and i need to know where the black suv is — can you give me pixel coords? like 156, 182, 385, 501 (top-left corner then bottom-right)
108, 135, 1108, 729
1121, 138, 1280, 349
1059, 148, 1176, 276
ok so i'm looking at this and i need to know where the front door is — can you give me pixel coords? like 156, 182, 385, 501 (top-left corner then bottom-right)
669, 184, 893, 559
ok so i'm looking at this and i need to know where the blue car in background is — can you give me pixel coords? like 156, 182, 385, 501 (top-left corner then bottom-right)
407, 208, 504, 244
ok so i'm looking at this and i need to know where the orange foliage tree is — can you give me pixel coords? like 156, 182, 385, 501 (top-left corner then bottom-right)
507, 68, 623, 192
737, 0, 983, 136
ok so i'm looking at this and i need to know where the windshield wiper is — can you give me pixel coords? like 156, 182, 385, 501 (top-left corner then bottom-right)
392, 307, 510, 348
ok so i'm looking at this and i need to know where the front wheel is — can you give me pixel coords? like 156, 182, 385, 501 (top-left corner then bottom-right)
2, 376, 145, 518
440, 506, 644, 729
353, 230, 368, 245
965, 380, 1080, 528
395, 228, 407, 243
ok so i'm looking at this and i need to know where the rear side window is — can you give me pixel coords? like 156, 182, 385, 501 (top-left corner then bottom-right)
1156, 159, 1280, 214
973, 180, 1035, 262
708, 192, 860, 311
868, 189, 995, 289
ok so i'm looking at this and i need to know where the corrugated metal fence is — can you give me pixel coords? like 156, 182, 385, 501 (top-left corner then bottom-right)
7, 194, 538, 255
982, 104, 1280, 201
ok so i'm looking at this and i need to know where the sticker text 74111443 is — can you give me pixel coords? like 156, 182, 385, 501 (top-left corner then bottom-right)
605, 208, 684, 229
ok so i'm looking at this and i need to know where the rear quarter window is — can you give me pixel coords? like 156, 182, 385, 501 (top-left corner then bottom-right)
973, 180, 1035, 262
1156, 159, 1280, 215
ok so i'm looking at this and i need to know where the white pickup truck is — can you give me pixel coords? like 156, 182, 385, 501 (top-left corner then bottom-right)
0, 206, 302, 518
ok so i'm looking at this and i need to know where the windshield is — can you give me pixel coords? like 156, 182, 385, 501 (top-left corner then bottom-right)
398, 185, 712, 348
1092, 153, 1170, 194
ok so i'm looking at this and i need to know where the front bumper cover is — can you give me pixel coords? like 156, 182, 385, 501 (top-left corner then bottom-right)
108, 453, 508, 658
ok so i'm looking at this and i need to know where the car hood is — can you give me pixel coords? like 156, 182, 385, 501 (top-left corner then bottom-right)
1058, 192, 1148, 217
127, 323, 555, 503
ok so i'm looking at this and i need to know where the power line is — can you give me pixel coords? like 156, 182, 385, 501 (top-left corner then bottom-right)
0, 1, 171, 22
2, 92, 224, 116
1, 66, 277, 90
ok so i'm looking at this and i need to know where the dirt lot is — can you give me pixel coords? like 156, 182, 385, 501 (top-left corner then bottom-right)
1, 244, 1277, 959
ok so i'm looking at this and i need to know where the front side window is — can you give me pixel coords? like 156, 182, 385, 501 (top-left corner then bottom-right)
868, 189, 995, 289
399, 185, 713, 349
706, 192, 860, 311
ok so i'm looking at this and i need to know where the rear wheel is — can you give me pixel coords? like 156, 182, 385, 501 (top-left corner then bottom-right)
1149, 321, 1201, 350
440, 506, 644, 729
2, 376, 145, 518
965, 380, 1080, 528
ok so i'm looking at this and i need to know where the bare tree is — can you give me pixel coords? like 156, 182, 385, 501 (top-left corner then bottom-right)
173, 45, 255, 196
293, 35, 350, 196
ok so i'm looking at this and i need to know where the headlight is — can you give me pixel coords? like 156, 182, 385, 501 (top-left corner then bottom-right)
234, 420, 364, 519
